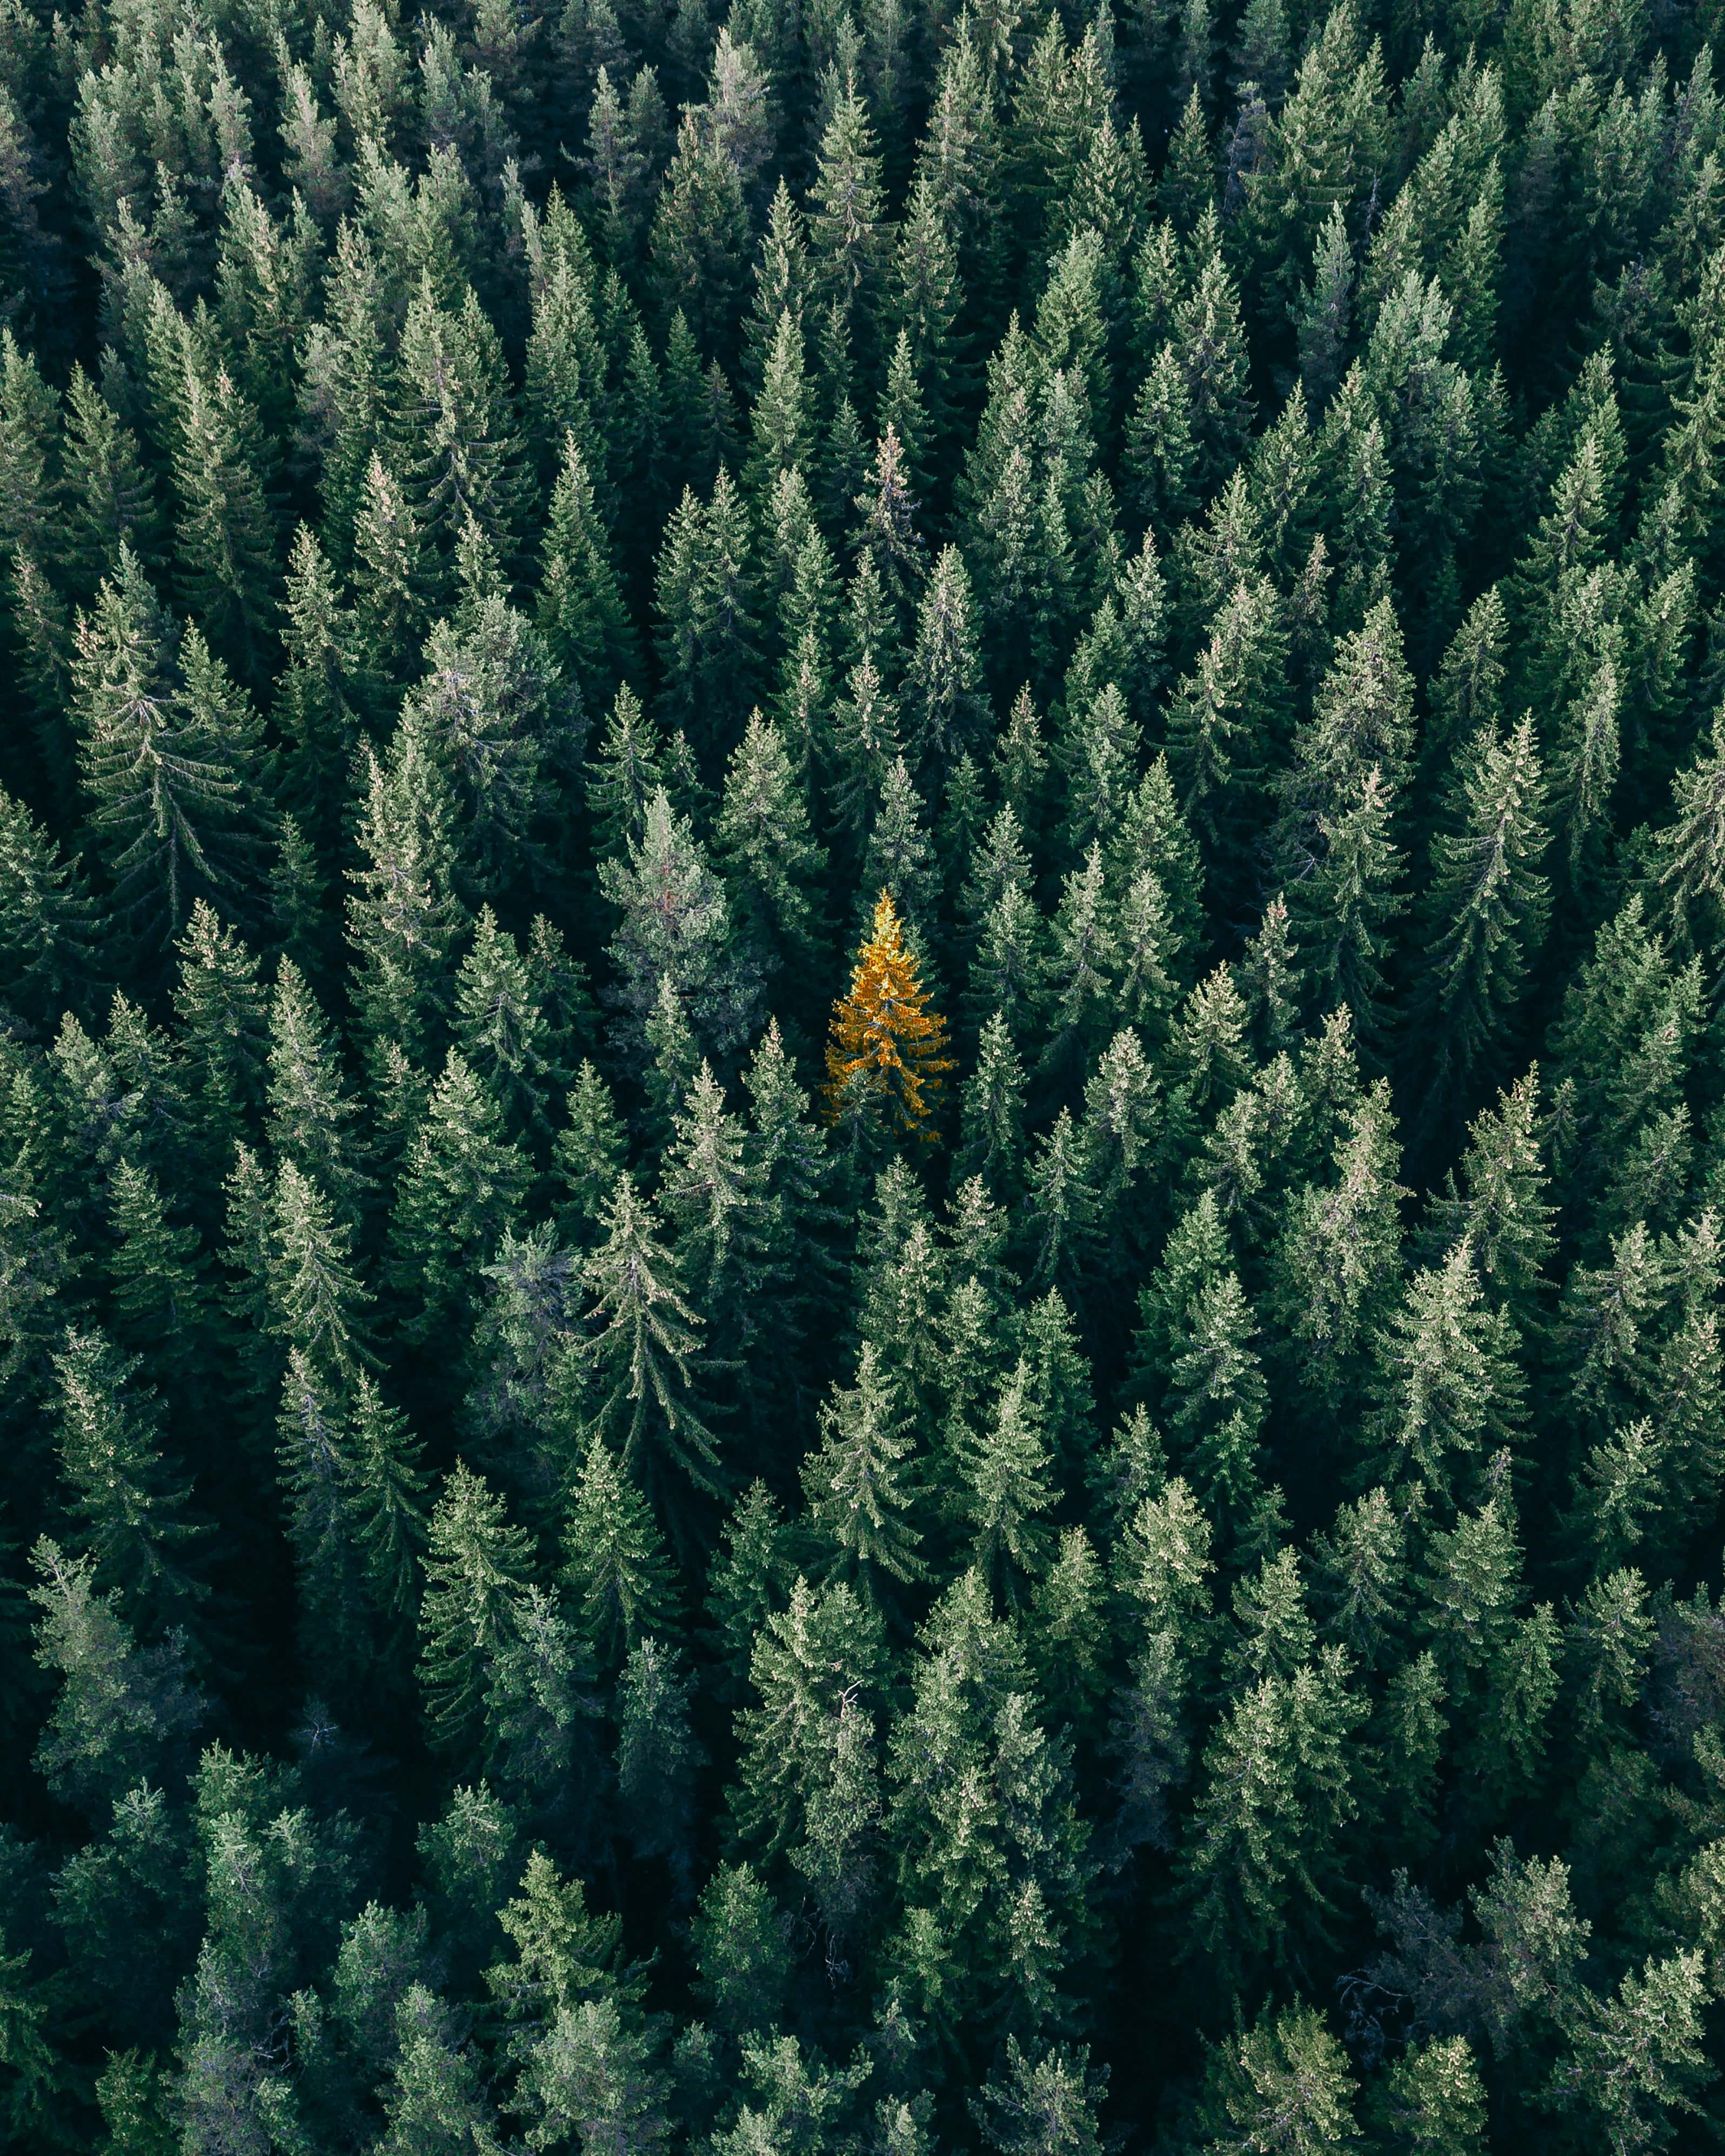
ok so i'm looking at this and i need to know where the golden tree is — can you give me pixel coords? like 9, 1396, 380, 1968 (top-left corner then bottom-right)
825, 892, 954, 1138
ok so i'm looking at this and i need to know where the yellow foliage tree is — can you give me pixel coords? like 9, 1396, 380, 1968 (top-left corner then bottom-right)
825, 891, 954, 1138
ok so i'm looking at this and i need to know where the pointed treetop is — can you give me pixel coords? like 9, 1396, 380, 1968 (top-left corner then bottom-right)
825, 892, 953, 1140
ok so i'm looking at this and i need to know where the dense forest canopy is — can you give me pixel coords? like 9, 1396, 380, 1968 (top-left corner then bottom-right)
3, 0, 1725, 2141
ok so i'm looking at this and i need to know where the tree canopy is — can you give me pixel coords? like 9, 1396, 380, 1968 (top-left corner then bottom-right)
1, 0, 1724, 2148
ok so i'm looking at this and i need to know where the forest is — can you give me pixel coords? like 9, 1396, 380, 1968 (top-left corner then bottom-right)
1, 0, 1723, 2140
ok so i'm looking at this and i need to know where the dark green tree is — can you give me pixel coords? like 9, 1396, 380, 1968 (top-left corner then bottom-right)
74, 558, 270, 955
386, 1052, 529, 1347
54, 1326, 204, 1631
569, 1172, 719, 1505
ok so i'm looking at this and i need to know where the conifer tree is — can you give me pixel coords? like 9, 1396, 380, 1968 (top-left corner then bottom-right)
972, 2039, 1108, 2156
952, 1357, 1055, 1592
349, 453, 430, 703
1363, 1240, 1525, 1502
965, 874, 1047, 1054
810, 77, 889, 377
1166, 574, 1285, 879
825, 892, 953, 1138
904, 545, 985, 771
651, 116, 752, 358
107, 1156, 206, 1378
1166, 1267, 1272, 1543
417, 1461, 536, 1754
276, 1346, 372, 1673
392, 277, 531, 595
1423, 1071, 1554, 1333
823, 645, 899, 855
1652, 701, 1725, 951
265, 958, 371, 1216
54, 1326, 204, 1631
658, 1059, 757, 1360
1413, 712, 1550, 1115
652, 469, 759, 764
1194, 2005, 1360, 2151
1296, 202, 1354, 407
373, 1987, 505, 2152
345, 729, 465, 1080
741, 1017, 842, 1406
859, 756, 936, 946
616, 1633, 700, 1888
569, 1171, 719, 1503
274, 525, 358, 844
397, 593, 564, 894
537, 432, 635, 718
453, 907, 561, 1138
28, 1538, 206, 1819
172, 900, 268, 1172
0, 788, 96, 1025
268, 811, 326, 977
1547, 893, 1702, 1207
690, 1860, 792, 2042
732, 1572, 884, 1869
387, 1052, 529, 1346
771, 534, 839, 780
705, 1479, 792, 1700
59, 363, 163, 601
885, 1567, 1091, 2032
948, 1009, 1031, 1198
850, 416, 922, 626
74, 557, 270, 956
1021, 1107, 1102, 1298
0, 323, 62, 606
802, 1341, 924, 1588
269, 1158, 375, 1385
345, 1370, 427, 1657
1180, 1643, 1362, 1979
152, 292, 280, 680
552, 1063, 629, 1248
713, 710, 827, 974
1269, 1080, 1406, 1421
1548, 1948, 1712, 2154
1288, 763, 1406, 1050
1042, 845, 1119, 1079
521, 231, 607, 504
586, 683, 665, 860
644, 972, 703, 1143
561, 1433, 679, 1664
600, 787, 758, 1067
1133, 1192, 1233, 1404
745, 309, 814, 500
